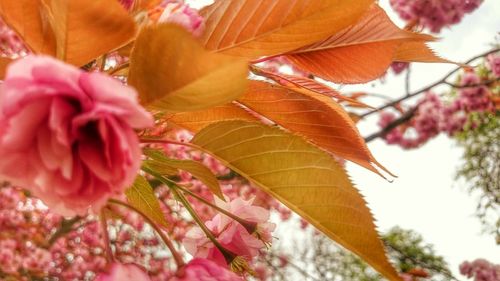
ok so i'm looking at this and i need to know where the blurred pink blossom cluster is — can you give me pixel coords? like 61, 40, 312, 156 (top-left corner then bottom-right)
171, 258, 243, 281
0, 185, 183, 280
0, 19, 28, 57
460, 259, 500, 281
379, 67, 497, 149
487, 54, 500, 78
390, 0, 483, 33
390, 62, 410, 75
144, 0, 205, 37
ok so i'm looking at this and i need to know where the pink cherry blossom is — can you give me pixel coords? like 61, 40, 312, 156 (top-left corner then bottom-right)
171, 258, 243, 281
390, 62, 409, 75
390, 0, 483, 33
0, 55, 153, 215
486, 54, 500, 78
0, 19, 28, 58
158, 1, 205, 37
183, 197, 275, 267
460, 259, 500, 281
95, 263, 151, 281
118, 0, 135, 11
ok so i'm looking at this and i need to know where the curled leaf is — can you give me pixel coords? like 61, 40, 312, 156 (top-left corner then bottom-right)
129, 24, 249, 112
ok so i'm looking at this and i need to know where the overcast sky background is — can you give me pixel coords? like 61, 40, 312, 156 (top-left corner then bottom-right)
187, 0, 500, 279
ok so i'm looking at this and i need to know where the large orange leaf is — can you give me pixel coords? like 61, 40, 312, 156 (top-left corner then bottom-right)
238, 81, 392, 177
166, 103, 258, 132
200, 0, 373, 58
394, 41, 453, 63
128, 24, 249, 113
41, 0, 136, 66
0, 0, 56, 55
191, 120, 401, 281
285, 5, 435, 83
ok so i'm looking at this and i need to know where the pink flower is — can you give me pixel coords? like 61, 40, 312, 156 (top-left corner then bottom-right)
400, 273, 414, 281
171, 258, 243, 281
158, 2, 205, 37
0, 56, 153, 216
183, 197, 275, 267
95, 263, 151, 281
118, 0, 135, 11
487, 54, 500, 78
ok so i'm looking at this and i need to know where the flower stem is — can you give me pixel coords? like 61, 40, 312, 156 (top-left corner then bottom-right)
142, 166, 237, 264
108, 199, 185, 268
99, 210, 114, 263
173, 183, 258, 234
171, 186, 237, 264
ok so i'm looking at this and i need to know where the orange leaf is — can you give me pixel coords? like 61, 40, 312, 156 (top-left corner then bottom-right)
285, 5, 435, 83
166, 103, 258, 132
200, 0, 373, 58
238, 81, 393, 177
42, 0, 136, 66
251, 66, 373, 108
394, 41, 454, 64
0, 0, 56, 55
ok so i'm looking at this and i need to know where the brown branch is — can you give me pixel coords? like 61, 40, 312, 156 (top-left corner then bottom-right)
360, 48, 500, 118
364, 106, 419, 143
443, 77, 500, 88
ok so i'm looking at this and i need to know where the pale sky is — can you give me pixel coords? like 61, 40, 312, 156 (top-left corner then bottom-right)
187, 0, 500, 279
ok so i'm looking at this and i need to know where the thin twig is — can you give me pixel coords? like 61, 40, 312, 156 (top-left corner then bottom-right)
405, 65, 411, 96
99, 210, 114, 263
364, 106, 419, 143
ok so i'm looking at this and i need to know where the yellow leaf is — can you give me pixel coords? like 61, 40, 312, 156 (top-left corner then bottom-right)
200, 0, 373, 58
144, 149, 224, 199
285, 5, 435, 83
128, 24, 249, 112
41, 0, 136, 66
238, 81, 392, 177
125, 175, 168, 228
0, 0, 56, 55
191, 120, 401, 281
166, 103, 258, 132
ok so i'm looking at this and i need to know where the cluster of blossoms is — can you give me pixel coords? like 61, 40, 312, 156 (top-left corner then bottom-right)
379, 56, 499, 149
388, 0, 483, 75
0, 19, 27, 57
0, 1, 282, 280
390, 0, 483, 33
460, 259, 500, 281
